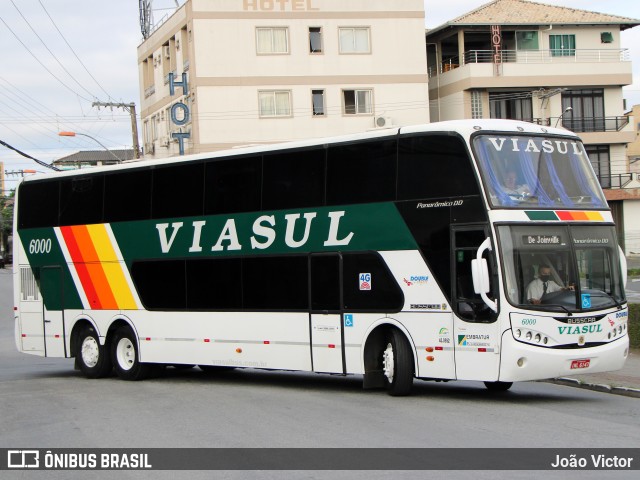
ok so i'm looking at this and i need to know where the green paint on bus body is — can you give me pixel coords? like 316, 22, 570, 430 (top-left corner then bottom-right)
19, 228, 84, 310
19, 203, 418, 310
112, 203, 419, 264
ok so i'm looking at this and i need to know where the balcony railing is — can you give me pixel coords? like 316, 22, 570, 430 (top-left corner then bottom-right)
430, 48, 630, 77
559, 116, 630, 133
598, 173, 636, 189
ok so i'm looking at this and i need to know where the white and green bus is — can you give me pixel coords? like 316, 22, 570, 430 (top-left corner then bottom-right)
13, 120, 629, 395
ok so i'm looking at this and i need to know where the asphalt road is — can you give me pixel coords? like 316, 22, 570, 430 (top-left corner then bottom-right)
1, 267, 639, 480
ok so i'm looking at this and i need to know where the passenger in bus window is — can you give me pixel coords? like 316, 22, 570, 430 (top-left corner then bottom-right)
502, 169, 530, 196
526, 265, 572, 304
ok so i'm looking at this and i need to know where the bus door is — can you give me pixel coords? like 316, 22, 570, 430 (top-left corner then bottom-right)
451, 227, 501, 381
309, 254, 344, 374
18, 265, 46, 355
39, 266, 67, 357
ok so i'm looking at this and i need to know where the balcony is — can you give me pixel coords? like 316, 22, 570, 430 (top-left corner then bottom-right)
429, 48, 631, 78
598, 173, 638, 189
559, 117, 630, 133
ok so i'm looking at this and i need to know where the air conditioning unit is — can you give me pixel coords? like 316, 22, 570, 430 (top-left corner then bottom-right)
374, 116, 393, 128
163, 45, 171, 58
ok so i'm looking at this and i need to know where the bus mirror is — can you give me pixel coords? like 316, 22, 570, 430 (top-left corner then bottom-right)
619, 245, 627, 289
471, 258, 490, 294
473, 237, 498, 313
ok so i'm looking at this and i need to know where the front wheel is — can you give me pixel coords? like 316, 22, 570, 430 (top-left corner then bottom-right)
484, 381, 513, 392
382, 329, 414, 396
111, 325, 154, 381
76, 325, 112, 378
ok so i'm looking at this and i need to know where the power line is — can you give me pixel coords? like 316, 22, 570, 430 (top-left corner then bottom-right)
0, 139, 60, 171
0, 14, 93, 103
37, 0, 114, 101
10, 0, 98, 101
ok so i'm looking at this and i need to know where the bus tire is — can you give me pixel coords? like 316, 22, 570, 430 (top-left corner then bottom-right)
111, 325, 153, 381
382, 329, 414, 396
76, 325, 112, 379
484, 381, 513, 392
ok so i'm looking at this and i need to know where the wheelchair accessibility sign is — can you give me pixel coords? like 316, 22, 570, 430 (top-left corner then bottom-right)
581, 294, 591, 309
344, 314, 354, 327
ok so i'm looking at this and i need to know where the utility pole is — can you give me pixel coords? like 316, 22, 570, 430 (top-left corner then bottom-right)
92, 101, 141, 159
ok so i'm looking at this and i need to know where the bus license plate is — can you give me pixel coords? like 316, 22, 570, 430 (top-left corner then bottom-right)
570, 359, 590, 369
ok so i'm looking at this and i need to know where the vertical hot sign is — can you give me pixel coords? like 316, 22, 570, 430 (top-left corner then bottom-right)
169, 72, 190, 155
491, 25, 502, 76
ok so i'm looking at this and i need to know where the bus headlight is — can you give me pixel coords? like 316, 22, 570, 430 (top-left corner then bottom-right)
534, 334, 541, 343
515, 329, 522, 338
525, 331, 532, 341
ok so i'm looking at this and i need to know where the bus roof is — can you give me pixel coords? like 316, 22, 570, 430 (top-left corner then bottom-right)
21, 119, 580, 183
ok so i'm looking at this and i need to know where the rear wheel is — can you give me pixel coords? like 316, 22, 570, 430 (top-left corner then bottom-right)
111, 325, 154, 381
382, 329, 414, 396
484, 381, 513, 392
76, 325, 112, 378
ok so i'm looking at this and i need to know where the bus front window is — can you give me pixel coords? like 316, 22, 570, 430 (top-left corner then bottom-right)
498, 225, 624, 312
474, 135, 607, 209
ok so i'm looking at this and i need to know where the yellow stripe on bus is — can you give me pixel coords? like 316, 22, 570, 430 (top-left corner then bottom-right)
86, 224, 138, 310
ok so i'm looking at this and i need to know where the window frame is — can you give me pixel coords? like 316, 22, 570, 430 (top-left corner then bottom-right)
342, 89, 373, 115
309, 26, 323, 54
338, 27, 371, 54
256, 26, 290, 55
258, 90, 293, 118
312, 89, 326, 116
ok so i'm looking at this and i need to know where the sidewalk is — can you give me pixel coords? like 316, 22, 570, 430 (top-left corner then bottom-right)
547, 348, 640, 398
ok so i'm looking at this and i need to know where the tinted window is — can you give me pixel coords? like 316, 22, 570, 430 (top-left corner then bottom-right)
18, 180, 59, 229
263, 148, 325, 210
342, 252, 403, 311
186, 258, 242, 309
327, 139, 397, 205
243, 256, 308, 310
59, 175, 104, 226
398, 134, 478, 200
310, 254, 340, 311
132, 260, 186, 310
152, 163, 204, 219
205, 156, 262, 214
104, 169, 152, 223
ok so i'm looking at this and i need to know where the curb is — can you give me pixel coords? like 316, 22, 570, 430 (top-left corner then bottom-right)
546, 377, 640, 398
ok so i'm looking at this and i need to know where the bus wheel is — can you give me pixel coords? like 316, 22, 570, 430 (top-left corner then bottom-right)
111, 326, 153, 381
484, 381, 513, 392
77, 325, 112, 378
381, 329, 414, 396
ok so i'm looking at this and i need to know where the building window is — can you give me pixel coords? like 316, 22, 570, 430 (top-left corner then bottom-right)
339, 27, 370, 54
312, 90, 325, 116
549, 34, 575, 57
561, 89, 604, 132
601, 32, 614, 44
516, 31, 539, 50
256, 27, 289, 54
471, 90, 483, 119
343, 89, 372, 115
259, 90, 292, 117
489, 91, 532, 122
309, 27, 323, 53
585, 145, 611, 188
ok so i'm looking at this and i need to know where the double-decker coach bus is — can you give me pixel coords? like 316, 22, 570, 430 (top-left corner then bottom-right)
13, 120, 629, 395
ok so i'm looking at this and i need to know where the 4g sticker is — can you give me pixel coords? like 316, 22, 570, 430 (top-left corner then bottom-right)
359, 273, 371, 291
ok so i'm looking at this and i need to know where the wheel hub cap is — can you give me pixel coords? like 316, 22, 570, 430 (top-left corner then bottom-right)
81, 337, 99, 368
382, 342, 394, 383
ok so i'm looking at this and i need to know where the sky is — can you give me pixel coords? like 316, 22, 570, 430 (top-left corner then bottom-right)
1, 0, 639, 193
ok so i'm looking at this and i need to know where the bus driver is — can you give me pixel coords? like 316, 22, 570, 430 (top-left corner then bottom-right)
527, 265, 573, 304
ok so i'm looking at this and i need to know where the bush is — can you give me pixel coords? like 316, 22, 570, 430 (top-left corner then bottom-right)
629, 303, 640, 350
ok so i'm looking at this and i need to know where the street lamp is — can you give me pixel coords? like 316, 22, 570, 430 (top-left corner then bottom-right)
555, 106, 573, 128
58, 131, 123, 163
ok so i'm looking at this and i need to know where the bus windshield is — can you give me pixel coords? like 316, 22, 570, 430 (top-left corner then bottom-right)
474, 135, 607, 209
497, 224, 625, 312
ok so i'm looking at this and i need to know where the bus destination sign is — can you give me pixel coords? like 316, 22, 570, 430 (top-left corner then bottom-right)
523, 235, 562, 245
